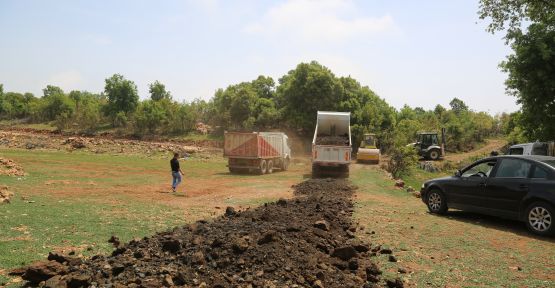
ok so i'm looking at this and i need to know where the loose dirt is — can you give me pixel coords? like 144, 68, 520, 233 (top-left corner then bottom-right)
15, 179, 403, 287
444, 139, 507, 163
315, 135, 350, 146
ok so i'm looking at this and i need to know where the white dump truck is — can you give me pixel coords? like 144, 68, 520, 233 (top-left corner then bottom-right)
224, 131, 291, 174
311, 111, 352, 176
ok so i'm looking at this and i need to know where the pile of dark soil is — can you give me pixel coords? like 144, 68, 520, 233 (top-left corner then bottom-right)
315, 136, 350, 146
15, 179, 403, 288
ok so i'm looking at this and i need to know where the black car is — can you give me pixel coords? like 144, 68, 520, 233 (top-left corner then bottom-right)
421, 155, 555, 235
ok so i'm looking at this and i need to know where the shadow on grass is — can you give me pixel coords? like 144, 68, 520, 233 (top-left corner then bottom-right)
432, 210, 555, 243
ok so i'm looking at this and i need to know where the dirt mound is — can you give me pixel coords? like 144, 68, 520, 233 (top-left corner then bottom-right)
0, 157, 25, 176
315, 135, 350, 146
17, 179, 402, 287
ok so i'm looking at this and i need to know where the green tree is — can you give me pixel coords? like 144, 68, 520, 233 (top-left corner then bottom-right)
502, 20, 555, 140
149, 80, 171, 101
103, 74, 139, 126
134, 100, 168, 134
277, 61, 342, 133
479, 0, 555, 39
42, 85, 64, 98
251, 76, 275, 99
449, 98, 468, 114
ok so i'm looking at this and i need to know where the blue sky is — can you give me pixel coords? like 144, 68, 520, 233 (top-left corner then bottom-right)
0, 0, 517, 113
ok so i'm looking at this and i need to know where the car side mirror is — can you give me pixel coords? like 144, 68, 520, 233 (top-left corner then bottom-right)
455, 170, 462, 177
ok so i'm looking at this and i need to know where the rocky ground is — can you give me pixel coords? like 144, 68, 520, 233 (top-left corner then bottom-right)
0, 157, 25, 176
12, 179, 403, 288
0, 130, 220, 157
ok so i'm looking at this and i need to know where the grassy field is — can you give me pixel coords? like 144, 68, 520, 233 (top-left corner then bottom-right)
1, 146, 554, 287
0, 148, 304, 287
351, 164, 555, 288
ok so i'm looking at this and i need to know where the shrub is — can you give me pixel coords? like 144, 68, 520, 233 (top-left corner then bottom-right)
387, 145, 418, 179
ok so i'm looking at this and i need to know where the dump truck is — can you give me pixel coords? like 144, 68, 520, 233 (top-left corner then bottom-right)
224, 131, 291, 174
312, 111, 352, 176
357, 133, 380, 164
508, 141, 555, 156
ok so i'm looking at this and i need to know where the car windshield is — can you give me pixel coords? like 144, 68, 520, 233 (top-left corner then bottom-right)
541, 160, 555, 168
462, 161, 496, 177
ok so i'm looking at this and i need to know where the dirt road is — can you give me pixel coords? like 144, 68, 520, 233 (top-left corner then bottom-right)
444, 138, 507, 163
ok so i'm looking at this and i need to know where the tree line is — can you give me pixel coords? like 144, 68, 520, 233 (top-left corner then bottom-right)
0, 61, 510, 152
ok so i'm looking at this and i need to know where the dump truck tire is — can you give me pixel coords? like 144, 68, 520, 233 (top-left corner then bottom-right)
259, 160, 267, 175
267, 160, 274, 174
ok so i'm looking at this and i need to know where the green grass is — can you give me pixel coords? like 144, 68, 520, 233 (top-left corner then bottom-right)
0, 194, 185, 269
351, 165, 555, 287
0, 147, 302, 287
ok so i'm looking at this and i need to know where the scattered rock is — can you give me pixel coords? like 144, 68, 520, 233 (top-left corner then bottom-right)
331, 246, 358, 261
380, 248, 393, 255
388, 255, 397, 262
385, 278, 404, 288
22, 261, 68, 285
108, 235, 120, 247
257, 231, 276, 245
313, 220, 330, 231
394, 179, 404, 188
225, 206, 236, 216
231, 237, 249, 254
276, 198, 287, 206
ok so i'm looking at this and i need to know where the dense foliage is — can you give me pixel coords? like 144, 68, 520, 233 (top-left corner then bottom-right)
480, 0, 555, 141
0, 63, 504, 151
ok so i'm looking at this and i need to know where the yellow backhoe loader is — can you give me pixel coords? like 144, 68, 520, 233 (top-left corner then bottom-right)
357, 133, 380, 164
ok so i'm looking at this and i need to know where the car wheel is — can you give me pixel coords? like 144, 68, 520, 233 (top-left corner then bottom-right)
427, 189, 447, 214
525, 202, 554, 236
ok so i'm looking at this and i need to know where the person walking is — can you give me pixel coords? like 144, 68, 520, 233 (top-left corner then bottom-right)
170, 153, 184, 193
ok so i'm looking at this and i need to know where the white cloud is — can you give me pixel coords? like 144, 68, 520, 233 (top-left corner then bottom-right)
244, 0, 395, 43
43, 70, 84, 92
